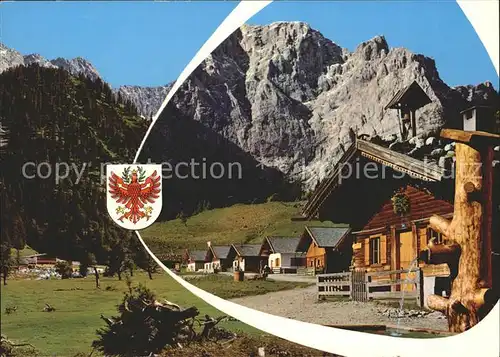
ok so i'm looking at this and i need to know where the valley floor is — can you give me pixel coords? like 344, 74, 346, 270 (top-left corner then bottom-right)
0, 272, 308, 356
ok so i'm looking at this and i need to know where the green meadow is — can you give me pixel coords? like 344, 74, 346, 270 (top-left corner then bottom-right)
0, 272, 310, 356
142, 201, 342, 254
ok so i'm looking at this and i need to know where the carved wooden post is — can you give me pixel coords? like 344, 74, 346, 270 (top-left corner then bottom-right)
420, 129, 499, 332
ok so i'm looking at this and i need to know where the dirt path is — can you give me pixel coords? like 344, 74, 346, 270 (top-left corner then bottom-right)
230, 286, 449, 331
220, 272, 317, 284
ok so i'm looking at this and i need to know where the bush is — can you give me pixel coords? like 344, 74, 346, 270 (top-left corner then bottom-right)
54, 261, 73, 279
92, 284, 199, 356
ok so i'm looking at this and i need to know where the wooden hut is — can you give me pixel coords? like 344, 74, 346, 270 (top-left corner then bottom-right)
186, 250, 207, 272
301, 138, 455, 291
204, 242, 232, 273
259, 236, 305, 273
295, 226, 352, 274
385, 80, 432, 140
158, 252, 184, 270
228, 244, 267, 273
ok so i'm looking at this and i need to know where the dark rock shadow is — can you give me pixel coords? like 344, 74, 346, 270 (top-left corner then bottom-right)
138, 103, 301, 221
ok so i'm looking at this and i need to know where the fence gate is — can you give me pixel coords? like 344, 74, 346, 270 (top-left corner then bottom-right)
350, 270, 367, 302
317, 272, 351, 300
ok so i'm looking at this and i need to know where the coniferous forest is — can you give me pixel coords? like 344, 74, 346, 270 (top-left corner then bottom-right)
0, 64, 149, 276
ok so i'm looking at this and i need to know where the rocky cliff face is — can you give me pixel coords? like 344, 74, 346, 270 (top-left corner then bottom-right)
114, 84, 173, 119
162, 22, 497, 189
2, 22, 498, 191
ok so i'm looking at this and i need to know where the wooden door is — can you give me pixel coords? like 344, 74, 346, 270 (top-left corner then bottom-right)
399, 231, 416, 291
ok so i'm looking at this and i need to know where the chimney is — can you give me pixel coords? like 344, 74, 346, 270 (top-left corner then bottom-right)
461, 106, 495, 133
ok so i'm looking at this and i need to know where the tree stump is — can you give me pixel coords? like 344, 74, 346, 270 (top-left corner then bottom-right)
421, 129, 499, 332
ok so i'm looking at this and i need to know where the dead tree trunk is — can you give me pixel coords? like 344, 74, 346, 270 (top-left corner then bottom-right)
420, 129, 499, 332
2, 266, 7, 286
93, 267, 100, 289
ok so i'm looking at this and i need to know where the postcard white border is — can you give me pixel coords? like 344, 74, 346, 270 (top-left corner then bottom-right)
133, 1, 500, 356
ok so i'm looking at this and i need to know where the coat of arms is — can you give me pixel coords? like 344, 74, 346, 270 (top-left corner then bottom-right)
106, 164, 162, 230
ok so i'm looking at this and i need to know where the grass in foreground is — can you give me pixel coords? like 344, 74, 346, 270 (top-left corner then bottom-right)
189, 274, 312, 299
0, 272, 310, 356
142, 201, 344, 254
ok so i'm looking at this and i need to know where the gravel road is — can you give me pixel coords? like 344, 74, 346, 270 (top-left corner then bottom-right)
230, 285, 449, 331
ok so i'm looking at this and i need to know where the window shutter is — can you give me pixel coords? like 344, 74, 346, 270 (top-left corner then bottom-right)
364, 238, 370, 266
380, 235, 387, 264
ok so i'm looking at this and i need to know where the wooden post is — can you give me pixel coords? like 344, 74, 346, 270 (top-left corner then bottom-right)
423, 129, 499, 332
397, 108, 404, 141
411, 109, 417, 138
365, 272, 370, 301
349, 271, 354, 300
412, 223, 419, 260
317, 275, 320, 301
417, 268, 424, 308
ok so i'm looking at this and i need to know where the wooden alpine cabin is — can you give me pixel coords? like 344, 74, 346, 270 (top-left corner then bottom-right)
204, 242, 232, 273
301, 137, 455, 291
158, 252, 184, 270
295, 226, 352, 275
259, 236, 305, 274
228, 244, 267, 273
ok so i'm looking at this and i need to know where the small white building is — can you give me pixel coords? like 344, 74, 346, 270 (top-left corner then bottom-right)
227, 244, 266, 273
186, 250, 207, 272
259, 236, 305, 274
204, 242, 232, 273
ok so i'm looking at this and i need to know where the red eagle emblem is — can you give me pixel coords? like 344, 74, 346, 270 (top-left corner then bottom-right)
108, 166, 161, 224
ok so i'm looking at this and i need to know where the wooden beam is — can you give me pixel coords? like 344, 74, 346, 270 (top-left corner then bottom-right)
440, 129, 500, 145
411, 109, 417, 138
352, 226, 388, 236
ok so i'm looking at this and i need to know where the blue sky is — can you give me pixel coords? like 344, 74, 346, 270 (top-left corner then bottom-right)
1, 1, 497, 89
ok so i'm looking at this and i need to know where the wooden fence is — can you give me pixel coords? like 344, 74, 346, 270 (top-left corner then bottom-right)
365, 269, 424, 307
316, 268, 424, 307
351, 270, 367, 302
317, 272, 351, 299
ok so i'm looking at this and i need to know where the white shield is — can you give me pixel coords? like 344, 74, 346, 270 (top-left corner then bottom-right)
106, 164, 162, 230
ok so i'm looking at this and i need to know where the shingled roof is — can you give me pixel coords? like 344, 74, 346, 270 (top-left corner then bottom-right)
265, 237, 301, 254
301, 138, 448, 220
385, 81, 432, 110
232, 244, 262, 257
211, 245, 231, 260
188, 250, 207, 262
304, 227, 351, 248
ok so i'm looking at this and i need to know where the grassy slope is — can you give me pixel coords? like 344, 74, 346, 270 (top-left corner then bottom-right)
142, 201, 345, 254
0, 273, 309, 356
10, 246, 39, 257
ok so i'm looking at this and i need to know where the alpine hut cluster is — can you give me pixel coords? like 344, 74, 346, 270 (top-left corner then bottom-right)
176, 82, 498, 330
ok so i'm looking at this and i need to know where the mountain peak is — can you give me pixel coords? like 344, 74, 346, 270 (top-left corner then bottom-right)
354, 35, 389, 60
49, 57, 101, 82
0, 43, 102, 82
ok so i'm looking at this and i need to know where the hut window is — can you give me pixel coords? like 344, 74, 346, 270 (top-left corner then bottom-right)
370, 237, 381, 265
427, 227, 444, 244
